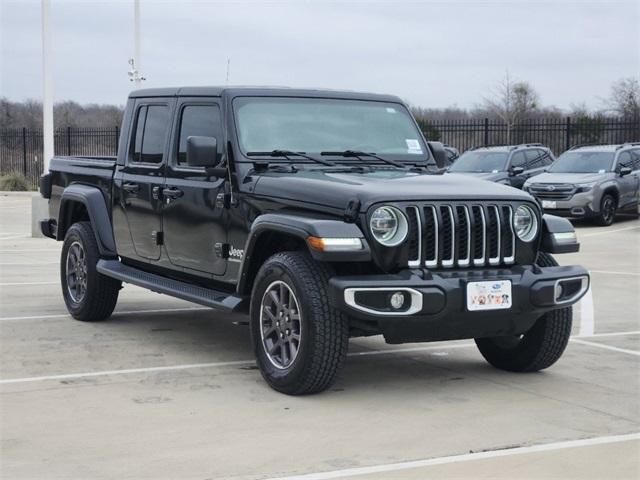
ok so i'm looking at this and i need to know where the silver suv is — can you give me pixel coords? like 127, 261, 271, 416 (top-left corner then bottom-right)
524, 143, 640, 226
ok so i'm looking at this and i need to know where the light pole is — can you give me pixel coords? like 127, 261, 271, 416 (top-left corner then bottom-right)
128, 0, 145, 84
42, 0, 53, 173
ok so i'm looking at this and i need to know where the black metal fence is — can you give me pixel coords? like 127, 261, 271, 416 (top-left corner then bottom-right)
0, 127, 120, 188
427, 117, 640, 155
1, 118, 639, 189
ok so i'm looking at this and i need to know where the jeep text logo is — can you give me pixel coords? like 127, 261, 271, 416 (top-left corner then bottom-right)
229, 246, 244, 259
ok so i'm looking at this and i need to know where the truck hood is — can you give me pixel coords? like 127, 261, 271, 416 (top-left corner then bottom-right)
525, 172, 610, 185
252, 169, 532, 211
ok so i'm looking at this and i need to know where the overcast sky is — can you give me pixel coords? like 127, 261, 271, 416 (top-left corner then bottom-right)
1, 0, 638, 110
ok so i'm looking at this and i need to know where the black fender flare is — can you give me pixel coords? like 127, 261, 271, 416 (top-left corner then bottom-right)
57, 184, 117, 257
236, 213, 370, 295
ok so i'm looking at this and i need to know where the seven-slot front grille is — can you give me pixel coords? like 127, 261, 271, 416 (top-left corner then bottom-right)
405, 203, 516, 269
528, 183, 575, 200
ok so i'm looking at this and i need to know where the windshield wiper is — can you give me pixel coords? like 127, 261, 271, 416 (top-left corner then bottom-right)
246, 150, 335, 166
320, 150, 405, 168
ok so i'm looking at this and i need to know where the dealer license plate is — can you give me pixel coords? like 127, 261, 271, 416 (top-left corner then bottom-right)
542, 200, 556, 209
467, 280, 512, 311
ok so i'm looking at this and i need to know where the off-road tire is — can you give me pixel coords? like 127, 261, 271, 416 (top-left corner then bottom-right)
249, 251, 349, 395
61, 222, 121, 321
594, 194, 617, 226
475, 252, 572, 372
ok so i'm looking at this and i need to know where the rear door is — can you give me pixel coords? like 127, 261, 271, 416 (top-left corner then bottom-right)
615, 150, 640, 209
162, 99, 228, 276
116, 99, 174, 261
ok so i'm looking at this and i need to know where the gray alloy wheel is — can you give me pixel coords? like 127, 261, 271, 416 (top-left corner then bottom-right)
259, 280, 302, 369
65, 241, 88, 303
600, 195, 616, 225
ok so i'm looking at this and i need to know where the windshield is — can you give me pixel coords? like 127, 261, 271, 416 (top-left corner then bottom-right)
233, 97, 429, 161
448, 151, 509, 173
549, 151, 614, 173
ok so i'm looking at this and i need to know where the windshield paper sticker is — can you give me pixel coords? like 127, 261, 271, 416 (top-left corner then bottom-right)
406, 139, 423, 154
386, 107, 397, 114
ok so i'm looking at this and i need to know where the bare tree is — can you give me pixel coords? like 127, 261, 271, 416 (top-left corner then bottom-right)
605, 77, 640, 120
482, 72, 540, 142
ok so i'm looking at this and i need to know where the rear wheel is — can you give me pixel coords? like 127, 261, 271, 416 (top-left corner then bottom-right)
594, 194, 616, 226
475, 252, 572, 372
249, 251, 349, 395
61, 222, 121, 321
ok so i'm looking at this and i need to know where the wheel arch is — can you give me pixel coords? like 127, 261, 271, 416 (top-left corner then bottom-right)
236, 213, 369, 296
57, 184, 117, 258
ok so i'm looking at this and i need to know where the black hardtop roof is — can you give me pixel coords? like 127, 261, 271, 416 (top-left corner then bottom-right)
128, 86, 403, 103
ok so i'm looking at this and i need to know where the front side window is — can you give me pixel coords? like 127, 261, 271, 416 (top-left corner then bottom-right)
131, 105, 170, 164
177, 105, 222, 165
448, 151, 509, 173
549, 151, 614, 173
233, 97, 429, 161
510, 151, 527, 169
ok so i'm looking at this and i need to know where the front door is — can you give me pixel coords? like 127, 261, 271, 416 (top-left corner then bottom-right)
117, 100, 173, 261
162, 100, 227, 275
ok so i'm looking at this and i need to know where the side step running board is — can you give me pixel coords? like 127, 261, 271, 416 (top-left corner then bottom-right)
97, 260, 246, 312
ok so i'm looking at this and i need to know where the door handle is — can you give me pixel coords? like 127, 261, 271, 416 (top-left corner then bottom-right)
122, 182, 139, 193
162, 187, 183, 200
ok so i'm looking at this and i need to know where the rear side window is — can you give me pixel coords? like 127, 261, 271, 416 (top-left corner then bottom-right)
177, 105, 222, 165
131, 105, 170, 164
631, 149, 640, 170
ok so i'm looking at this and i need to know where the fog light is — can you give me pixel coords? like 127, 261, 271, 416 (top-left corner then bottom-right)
389, 292, 405, 310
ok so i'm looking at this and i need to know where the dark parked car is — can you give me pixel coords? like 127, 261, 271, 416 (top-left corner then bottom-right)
39, 87, 588, 395
447, 144, 555, 188
525, 143, 640, 226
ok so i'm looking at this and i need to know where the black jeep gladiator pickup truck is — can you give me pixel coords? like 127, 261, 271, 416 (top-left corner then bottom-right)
40, 87, 589, 395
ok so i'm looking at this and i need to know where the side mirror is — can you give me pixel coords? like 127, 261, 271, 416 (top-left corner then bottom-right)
187, 136, 220, 167
427, 141, 448, 169
510, 166, 525, 176
619, 166, 633, 177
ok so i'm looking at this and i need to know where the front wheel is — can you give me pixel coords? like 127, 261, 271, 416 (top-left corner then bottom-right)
61, 222, 121, 321
475, 252, 572, 372
594, 194, 616, 226
249, 251, 349, 395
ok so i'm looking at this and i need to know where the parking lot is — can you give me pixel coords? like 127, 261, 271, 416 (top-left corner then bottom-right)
1, 193, 638, 479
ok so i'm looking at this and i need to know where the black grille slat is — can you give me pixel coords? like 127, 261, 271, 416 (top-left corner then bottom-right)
456, 206, 469, 264
472, 206, 484, 264
487, 206, 500, 260
501, 206, 514, 260
440, 206, 453, 265
423, 206, 437, 265
406, 207, 420, 265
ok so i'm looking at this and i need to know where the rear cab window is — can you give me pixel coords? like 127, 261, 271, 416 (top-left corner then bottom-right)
130, 104, 170, 164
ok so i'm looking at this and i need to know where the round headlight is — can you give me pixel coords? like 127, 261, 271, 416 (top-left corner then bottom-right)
370, 206, 408, 246
513, 205, 538, 242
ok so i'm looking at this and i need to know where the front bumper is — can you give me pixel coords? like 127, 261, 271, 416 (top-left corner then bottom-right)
532, 192, 597, 218
329, 265, 589, 344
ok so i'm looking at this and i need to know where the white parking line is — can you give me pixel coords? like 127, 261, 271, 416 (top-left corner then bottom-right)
577, 330, 640, 338
1, 336, 638, 386
590, 270, 640, 276
0, 261, 58, 266
264, 433, 640, 480
581, 225, 640, 237
571, 339, 640, 357
0, 281, 58, 286
578, 285, 594, 337
0, 249, 60, 253
0, 343, 474, 385
0, 306, 210, 322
